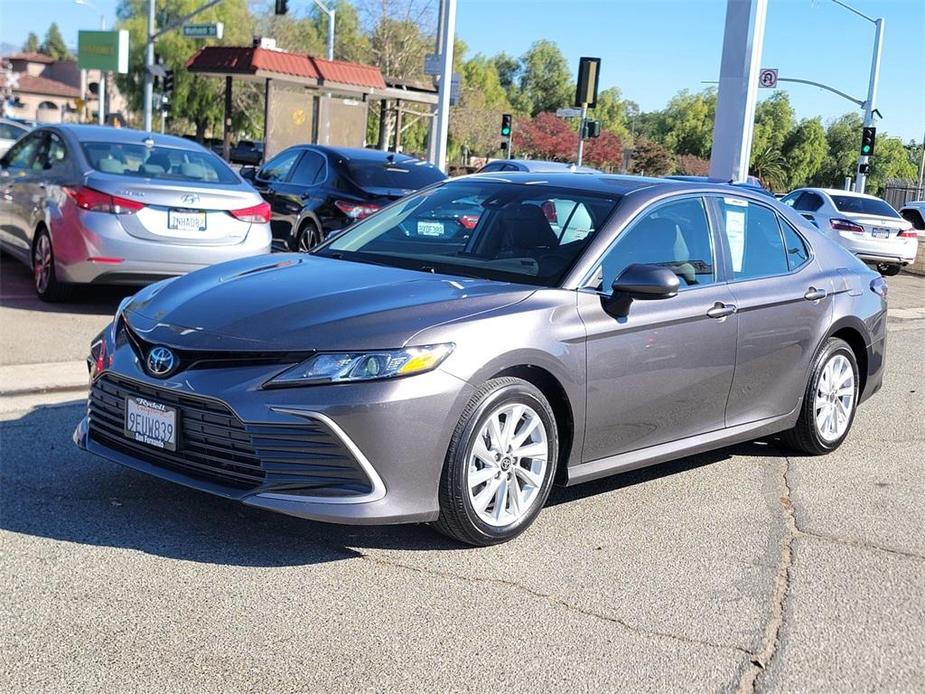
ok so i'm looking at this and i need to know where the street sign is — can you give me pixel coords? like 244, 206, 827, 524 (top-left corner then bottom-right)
556, 108, 583, 118
78, 30, 130, 73
424, 53, 441, 76
759, 68, 778, 89
183, 23, 224, 39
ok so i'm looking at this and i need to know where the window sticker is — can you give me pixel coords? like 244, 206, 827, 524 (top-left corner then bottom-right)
725, 206, 747, 273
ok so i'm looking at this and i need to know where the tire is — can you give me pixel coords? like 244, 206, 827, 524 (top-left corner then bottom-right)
295, 220, 322, 252
781, 337, 859, 455
876, 263, 901, 277
432, 377, 559, 546
32, 228, 70, 302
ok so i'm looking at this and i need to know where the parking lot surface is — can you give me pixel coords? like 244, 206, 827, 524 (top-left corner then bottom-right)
1, 262, 923, 692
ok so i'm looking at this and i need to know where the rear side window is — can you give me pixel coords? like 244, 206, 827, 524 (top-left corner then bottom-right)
831, 195, 900, 218
798, 192, 824, 211
290, 150, 326, 185
346, 157, 445, 191
719, 198, 789, 280
81, 141, 237, 184
781, 221, 810, 270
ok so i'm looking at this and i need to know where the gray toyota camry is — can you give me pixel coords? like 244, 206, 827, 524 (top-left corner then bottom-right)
74, 173, 887, 545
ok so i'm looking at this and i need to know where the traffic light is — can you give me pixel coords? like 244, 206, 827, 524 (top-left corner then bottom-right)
584, 120, 601, 139
861, 126, 876, 156
500, 141, 509, 151
163, 70, 174, 97
500, 114, 512, 138
274, 0, 288, 15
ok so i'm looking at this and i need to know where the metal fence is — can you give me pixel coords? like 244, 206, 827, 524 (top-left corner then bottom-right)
881, 181, 925, 210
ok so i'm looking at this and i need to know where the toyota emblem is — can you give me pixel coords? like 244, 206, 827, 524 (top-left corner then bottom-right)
146, 346, 177, 377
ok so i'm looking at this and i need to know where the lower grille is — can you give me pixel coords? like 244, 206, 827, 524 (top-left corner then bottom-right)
88, 374, 372, 496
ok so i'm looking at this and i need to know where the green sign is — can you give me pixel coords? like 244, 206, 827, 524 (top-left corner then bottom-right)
78, 30, 129, 73
183, 23, 224, 39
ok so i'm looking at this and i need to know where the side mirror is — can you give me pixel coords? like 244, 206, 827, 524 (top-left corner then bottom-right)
239, 166, 257, 181
606, 263, 679, 317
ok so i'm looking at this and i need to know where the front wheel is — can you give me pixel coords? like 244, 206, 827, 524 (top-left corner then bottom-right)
876, 263, 901, 277
781, 337, 859, 455
432, 377, 559, 546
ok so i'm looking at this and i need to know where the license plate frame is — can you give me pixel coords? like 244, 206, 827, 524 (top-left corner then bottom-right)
124, 396, 179, 451
871, 227, 890, 239
417, 220, 445, 237
168, 209, 207, 232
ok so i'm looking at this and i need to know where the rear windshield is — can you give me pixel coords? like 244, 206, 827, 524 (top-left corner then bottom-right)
346, 157, 445, 191
81, 142, 238, 184
831, 195, 900, 218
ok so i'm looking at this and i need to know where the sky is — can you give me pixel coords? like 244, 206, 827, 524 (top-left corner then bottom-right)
1, 0, 923, 142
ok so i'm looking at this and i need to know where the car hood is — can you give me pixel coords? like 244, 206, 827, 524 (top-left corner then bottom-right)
123, 254, 534, 351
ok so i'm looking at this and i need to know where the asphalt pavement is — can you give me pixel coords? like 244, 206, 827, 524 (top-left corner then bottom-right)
1, 255, 923, 692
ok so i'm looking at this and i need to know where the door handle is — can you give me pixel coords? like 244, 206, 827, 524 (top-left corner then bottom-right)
706, 302, 737, 319
804, 287, 827, 302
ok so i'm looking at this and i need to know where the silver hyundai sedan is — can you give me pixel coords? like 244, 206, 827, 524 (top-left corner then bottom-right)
0, 125, 271, 301
74, 174, 887, 545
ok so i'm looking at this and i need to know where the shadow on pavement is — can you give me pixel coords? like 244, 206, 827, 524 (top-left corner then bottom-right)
1, 400, 793, 566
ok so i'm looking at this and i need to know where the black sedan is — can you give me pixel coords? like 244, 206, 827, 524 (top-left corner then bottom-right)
242, 145, 446, 251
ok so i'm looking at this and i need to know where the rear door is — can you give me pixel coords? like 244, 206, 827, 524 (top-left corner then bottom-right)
269, 148, 327, 244
251, 148, 303, 245
712, 195, 832, 427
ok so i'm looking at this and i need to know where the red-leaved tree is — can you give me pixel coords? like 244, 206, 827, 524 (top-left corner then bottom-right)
514, 112, 623, 171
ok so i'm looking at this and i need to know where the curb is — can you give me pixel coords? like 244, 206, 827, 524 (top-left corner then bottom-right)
0, 360, 88, 398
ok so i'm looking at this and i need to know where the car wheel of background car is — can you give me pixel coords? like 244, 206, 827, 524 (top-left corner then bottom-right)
432, 377, 559, 546
296, 220, 322, 253
781, 337, 859, 455
876, 263, 902, 277
32, 228, 70, 302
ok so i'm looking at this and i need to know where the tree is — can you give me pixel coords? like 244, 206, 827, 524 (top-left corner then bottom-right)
593, 87, 630, 142
41, 23, 70, 61
751, 92, 794, 163
449, 54, 512, 158
22, 33, 40, 53
750, 146, 787, 191
309, 0, 370, 63
675, 154, 710, 176
492, 52, 519, 95
516, 111, 576, 161
812, 113, 864, 188
583, 130, 623, 171
867, 136, 918, 193
629, 138, 673, 176
782, 117, 827, 189
656, 89, 715, 158
517, 40, 572, 116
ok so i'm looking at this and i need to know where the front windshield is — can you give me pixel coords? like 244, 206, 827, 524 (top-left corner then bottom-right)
315, 180, 621, 286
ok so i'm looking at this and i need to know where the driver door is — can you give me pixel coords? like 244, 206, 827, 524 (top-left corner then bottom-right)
577, 195, 738, 461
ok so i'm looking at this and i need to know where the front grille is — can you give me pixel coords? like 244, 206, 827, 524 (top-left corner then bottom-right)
88, 374, 372, 496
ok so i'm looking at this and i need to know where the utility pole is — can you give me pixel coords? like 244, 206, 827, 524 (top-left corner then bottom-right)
426, 0, 446, 164
143, 0, 155, 131
918, 127, 925, 194
576, 104, 588, 167
433, 0, 456, 173
313, 1, 335, 60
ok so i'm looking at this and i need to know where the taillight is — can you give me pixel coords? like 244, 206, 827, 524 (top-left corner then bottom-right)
458, 214, 479, 230
229, 201, 271, 224
830, 217, 864, 233
334, 200, 381, 220
64, 186, 145, 214
541, 200, 558, 224
898, 228, 917, 239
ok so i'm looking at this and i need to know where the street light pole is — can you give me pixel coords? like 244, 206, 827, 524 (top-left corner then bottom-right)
313, 1, 335, 60
143, 0, 155, 131
433, 0, 456, 173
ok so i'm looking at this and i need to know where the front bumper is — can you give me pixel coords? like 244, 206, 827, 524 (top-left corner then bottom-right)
74, 351, 474, 525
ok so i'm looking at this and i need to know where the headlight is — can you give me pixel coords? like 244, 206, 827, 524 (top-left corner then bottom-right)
265, 344, 454, 387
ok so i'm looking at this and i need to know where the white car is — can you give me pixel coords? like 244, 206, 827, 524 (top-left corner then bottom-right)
780, 188, 917, 276
900, 201, 925, 237
0, 118, 30, 157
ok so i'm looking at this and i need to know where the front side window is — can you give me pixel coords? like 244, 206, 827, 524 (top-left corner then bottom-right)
593, 197, 716, 291
3, 133, 44, 170
80, 141, 237, 183
719, 198, 789, 280
317, 180, 619, 286
258, 148, 301, 182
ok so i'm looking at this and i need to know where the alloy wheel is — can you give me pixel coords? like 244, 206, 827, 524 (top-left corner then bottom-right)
813, 353, 855, 442
298, 226, 318, 252
467, 403, 549, 527
33, 234, 52, 295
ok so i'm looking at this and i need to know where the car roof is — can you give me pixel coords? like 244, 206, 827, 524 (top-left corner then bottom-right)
46, 124, 209, 150
900, 200, 925, 209
306, 145, 427, 163
797, 187, 883, 201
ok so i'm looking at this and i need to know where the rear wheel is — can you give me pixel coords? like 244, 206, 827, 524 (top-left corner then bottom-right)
781, 337, 859, 455
296, 220, 322, 252
32, 229, 69, 302
876, 263, 901, 276
432, 378, 558, 546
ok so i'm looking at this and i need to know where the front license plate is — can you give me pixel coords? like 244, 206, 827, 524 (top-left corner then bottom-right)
417, 220, 445, 237
168, 209, 207, 231
871, 227, 890, 239
124, 397, 178, 451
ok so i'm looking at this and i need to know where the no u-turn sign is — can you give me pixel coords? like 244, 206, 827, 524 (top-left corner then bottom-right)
759, 68, 778, 89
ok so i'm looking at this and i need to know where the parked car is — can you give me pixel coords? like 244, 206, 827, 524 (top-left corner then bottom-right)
0, 125, 272, 301
780, 188, 917, 276
230, 139, 263, 166
75, 174, 886, 545
665, 175, 777, 198
477, 159, 599, 174
242, 145, 446, 251
0, 117, 31, 156
899, 201, 925, 236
